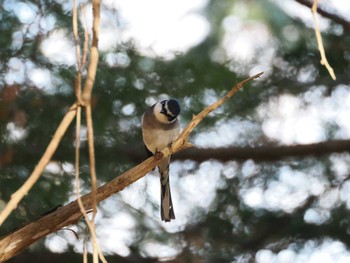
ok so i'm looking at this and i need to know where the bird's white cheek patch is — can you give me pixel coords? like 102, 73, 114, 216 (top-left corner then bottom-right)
155, 113, 170, 124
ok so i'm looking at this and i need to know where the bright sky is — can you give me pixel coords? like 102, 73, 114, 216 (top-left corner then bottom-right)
3, 0, 350, 261
108, 0, 210, 57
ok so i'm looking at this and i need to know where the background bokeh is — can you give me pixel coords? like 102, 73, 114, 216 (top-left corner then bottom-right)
1, 0, 350, 262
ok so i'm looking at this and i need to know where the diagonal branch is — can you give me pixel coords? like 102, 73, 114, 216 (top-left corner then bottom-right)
0, 73, 262, 262
168, 72, 264, 155
0, 103, 78, 227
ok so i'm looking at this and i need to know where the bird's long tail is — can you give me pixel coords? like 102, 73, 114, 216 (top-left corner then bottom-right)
158, 157, 175, 222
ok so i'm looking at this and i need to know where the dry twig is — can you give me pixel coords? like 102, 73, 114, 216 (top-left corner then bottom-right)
82, 0, 100, 224
0, 1, 103, 262
0, 103, 78, 226
72, 0, 105, 262
295, 0, 350, 33
82, 0, 101, 261
311, 0, 336, 80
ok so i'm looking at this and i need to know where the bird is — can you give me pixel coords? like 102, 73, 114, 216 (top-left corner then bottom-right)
141, 98, 181, 222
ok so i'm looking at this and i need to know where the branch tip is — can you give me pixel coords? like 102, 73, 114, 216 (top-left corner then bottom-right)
183, 142, 195, 149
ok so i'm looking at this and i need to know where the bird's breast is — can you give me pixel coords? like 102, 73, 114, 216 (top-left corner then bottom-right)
142, 127, 180, 154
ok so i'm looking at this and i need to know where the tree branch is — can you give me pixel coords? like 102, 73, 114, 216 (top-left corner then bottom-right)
295, 0, 350, 32
0, 73, 262, 262
8, 138, 350, 168
0, 103, 78, 227
310, 0, 336, 80
105, 139, 350, 164
164, 139, 350, 163
73, 0, 102, 261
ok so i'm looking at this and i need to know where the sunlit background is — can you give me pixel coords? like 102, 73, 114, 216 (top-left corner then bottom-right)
1, 0, 350, 262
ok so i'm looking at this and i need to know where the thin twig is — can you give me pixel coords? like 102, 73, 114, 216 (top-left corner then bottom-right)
82, 0, 100, 103
81, 4, 89, 69
0, 103, 78, 226
73, 0, 81, 68
75, 105, 84, 212
311, 0, 336, 80
73, 0, 84, 105
295, 0, 350, 32
85, 104, 102, 263
73, 0, 104, 261
81, 0, 100, 222
76, 147, 107, 263
72, 1, 105, 261
86, 105, 98, 218
81, 0, 101, 262
169, 72, 264, 155
84, 246, 88, 263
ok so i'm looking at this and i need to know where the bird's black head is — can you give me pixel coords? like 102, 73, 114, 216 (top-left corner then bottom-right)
167, 99, 181, 116
160, 99, 181, 122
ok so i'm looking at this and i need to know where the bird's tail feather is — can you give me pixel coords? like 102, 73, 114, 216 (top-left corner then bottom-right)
158, 158, 175, 222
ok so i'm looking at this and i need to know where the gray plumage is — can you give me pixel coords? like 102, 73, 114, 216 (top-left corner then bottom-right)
141, 99, 181, 222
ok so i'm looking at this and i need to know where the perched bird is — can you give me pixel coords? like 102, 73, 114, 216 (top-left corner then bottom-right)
141, 99, 181, 222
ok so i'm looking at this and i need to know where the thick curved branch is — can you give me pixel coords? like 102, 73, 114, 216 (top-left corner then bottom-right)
0, 153, 158, 262
0, 73, 262, 262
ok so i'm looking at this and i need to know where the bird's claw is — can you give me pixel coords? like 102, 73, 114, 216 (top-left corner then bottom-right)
154, 150, 164, 160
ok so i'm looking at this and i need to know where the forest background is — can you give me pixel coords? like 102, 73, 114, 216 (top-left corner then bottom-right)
1, 0, 350, 262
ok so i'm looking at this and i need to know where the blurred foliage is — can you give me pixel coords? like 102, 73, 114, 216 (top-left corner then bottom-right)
1, 0, 350, 262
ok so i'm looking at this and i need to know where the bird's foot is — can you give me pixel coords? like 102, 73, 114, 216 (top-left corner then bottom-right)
154, 150, 164, 160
